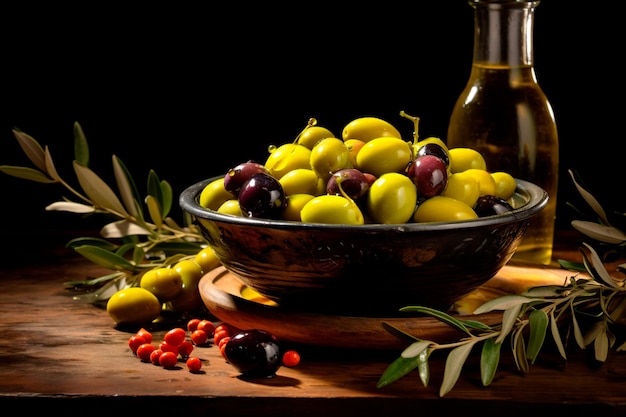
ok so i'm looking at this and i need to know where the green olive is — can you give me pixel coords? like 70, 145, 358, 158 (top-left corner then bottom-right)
309, 137, 352, 181
491, 171, 517, 200
300, 194, 364, 225
279, 168, 325, 196
199, 177, 236, 211
281, 193, 315, 221
298, 126, 336, 150
367, 172, 417, 224
140, 267, 183, 302
413, 196, 478, 223
442, 172, 480, 207
168, 259, 205, 312
464, 168, 496, 196
342, 117, 402, 142
448, 147, 487, 173
217, 199, 244, 216
264, 143, 312, 179
106, 287, 162, 327
356, 137, 413, 177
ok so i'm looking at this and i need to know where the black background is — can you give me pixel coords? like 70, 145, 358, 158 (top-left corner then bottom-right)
1, 2, 622, 243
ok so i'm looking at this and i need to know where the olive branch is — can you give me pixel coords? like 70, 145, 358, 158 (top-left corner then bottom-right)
378, 169, 626, 397
0, 122, 208, 303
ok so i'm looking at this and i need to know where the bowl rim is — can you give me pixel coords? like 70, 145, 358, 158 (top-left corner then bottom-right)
179, 175, 548, 232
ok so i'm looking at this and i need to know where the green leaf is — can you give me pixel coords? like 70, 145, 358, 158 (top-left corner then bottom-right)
474, 294, 537, 314
152, 241, 207, 256
12, 129, 47, 172
581, 243, 620, 288
571, 221, 626, 244
381, 321, 420, 344
550, 309, 568, 359
594, 326, 609, 362
112, 155, 139, 217
557, 259, 587, 272
569, 303, 585, 350
73, 122, 89, 167
73, 161, 130, 217
511, 325, 529, 373
146, 195, 163, 229
458, 319, 493, 331
416, 347, 430, 387
70, 273, 128, 303
523, 285, 570, 298
496, 303, 523, 344
66, 237, 118, 251
440, 342, 475, 397
568, 169, 610, 226
43, 146, 62, 181
401, 340, 431, 359
100, 219, 152, 238
147, 170, 164, 209
0, 165, 56, 183
377, 355, 423, 389
399, 306, 472, 336
73, 245, 144, 273
160, 180, 173, 218
527, 309, 548, 363
480, 338, 501, 386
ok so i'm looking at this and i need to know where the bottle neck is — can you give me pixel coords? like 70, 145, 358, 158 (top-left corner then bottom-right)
470, 0, 539, 67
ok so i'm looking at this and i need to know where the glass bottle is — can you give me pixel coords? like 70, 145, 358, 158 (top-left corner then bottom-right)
447, 0, 558, 265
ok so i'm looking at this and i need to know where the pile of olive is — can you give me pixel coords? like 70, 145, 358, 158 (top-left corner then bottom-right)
198, 114, 517, 225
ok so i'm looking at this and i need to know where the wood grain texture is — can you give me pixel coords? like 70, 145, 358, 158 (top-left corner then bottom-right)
1, 230, 625, 415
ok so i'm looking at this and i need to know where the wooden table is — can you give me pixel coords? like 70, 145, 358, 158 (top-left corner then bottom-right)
1, 228, 625, 415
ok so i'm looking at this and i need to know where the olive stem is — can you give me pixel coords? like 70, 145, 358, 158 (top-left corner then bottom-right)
399, 110, 420, 144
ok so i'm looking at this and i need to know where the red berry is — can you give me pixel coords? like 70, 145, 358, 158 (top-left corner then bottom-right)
186, 357, 203, 372
187, 318, 201, 332
217, 335, 230, 350
150, 348, 163, 365
128, 335, 146, 354
197, 320, 215, 336
191, 329, 209, 346
159, 342, 179, 356
137, 343, 157, 362
135, 328, 153, 344
159, 351, 178, 368
178, 340, 194, 359
282, 350, 301, 367
164, 327, 186, 347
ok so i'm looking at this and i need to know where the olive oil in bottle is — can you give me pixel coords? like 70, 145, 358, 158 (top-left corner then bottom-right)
447, 0, 558, 265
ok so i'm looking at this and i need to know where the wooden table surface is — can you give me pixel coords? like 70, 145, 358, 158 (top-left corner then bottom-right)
1, 228, 625, 415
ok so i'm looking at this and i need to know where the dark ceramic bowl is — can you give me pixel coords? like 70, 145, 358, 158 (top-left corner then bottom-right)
180, 176, 548, 316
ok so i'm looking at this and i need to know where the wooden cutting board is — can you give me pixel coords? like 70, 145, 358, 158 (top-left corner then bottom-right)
199, 263, 577, 350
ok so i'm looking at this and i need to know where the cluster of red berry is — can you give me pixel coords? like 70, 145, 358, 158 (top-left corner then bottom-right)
127, 319, 301, 373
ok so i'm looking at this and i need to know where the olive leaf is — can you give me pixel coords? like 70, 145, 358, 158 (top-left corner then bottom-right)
580, 243, 619, 288
66, 237, 119, 251
46, 201, 95, 214
496, 303, 523, 344
568, 169, 610, 226
146, 195, 163, 230
73, 161, 130, 217
0, 165, 56, 183
571, 220, 626, 244
73, 121, 89, 167
100, 219, 152, 238
440, 342, 475, 397
550, 308, 568, 359
480, 338, 500, 386
12, 129, 47, 173
377, 353, 427, 388
73, 245, 146, 273
400, 305, 472, 336
113, 155, 140, 218
43, 146, 62, 181
527, 309, 548, 363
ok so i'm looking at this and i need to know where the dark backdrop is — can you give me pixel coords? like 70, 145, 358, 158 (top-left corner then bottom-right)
1, 2, 621, 244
